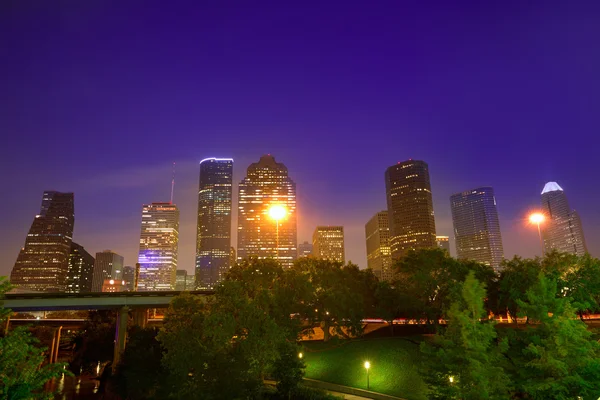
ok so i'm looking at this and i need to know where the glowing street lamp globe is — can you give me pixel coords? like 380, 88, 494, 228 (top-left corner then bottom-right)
268, 205, 287, 221
364, 361, 371, 370
529, 213, 545, 224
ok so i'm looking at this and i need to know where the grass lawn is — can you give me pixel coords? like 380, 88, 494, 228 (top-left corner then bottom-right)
302, 336, 428, 400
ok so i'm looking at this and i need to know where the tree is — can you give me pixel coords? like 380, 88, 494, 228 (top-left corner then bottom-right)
293, 258, 370, 341
497, 256, 541, 322
394, 249, 495, 328
270, 341, 305, 399
373, 281, 404, 334
69, 310, 115, 373
507, 274, 600, 399
420, 272, 511, 399
0, 276, 66, 399
112, 326, 165, 400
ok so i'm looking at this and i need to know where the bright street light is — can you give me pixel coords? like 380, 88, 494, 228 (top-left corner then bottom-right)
268, 204, 287, 262
364, 361, 371, 390
298, 352, 303, 359
268, 204, 287, 221
528, 212, 546, 255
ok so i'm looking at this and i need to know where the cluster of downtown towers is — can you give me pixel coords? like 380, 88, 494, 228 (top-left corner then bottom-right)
9, 155, 588, 293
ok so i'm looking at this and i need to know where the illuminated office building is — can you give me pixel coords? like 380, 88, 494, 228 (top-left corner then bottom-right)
385, 160, 436, 260
313, 226, 345, 263
436, 236, 450, 254
137, 202, 179, 291
175, 269, 187, 291
297, 241, 313, 258
195, 158, 233, 289
10, 191, 75, 292
450, 187, 504, 270
92, 250, 124, 292
365, 211, 393, 281
541, 182, 587, 256
66, 242, 95, 293
237, 155, 297, 268
122, 266, 135, 291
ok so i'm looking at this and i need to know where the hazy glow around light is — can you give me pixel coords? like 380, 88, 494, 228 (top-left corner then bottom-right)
268, 204, 287, 221
529, 213, 545, 224
364, 361, 370, 369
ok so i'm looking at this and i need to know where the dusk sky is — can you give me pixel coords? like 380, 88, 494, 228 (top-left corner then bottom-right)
2, 1, 599, 276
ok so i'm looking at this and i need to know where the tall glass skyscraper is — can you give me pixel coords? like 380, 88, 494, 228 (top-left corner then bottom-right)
137, 202, 179, 291
195, 158, 233, 289
237, 155, 297, 268
541, 182, 587, 256
450, 187, 504, 271
385, 160, 436, 260
11, 191, 75, 292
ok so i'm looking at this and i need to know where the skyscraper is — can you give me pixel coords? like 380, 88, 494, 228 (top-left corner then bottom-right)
312, 226, 345, 263
541, 182, 587, 256
92, 250, 124, 292
365, 211, 393, 281
66, 242, 95, 293
237, 155, 297, 268
175, 269, 187, 291
436, 236, 450, 254
385, 160, 436, 260
122, 266, 135, 291
10, 191, 75, 292
450, 187, 504, 270
137, 202, 180, 291
297, 241, 313, 258
195, 158, 233, 289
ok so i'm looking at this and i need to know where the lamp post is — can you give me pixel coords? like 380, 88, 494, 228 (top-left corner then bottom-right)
268, 205, 287, 262
364, 361, 371, 390
529, 212, 546, 256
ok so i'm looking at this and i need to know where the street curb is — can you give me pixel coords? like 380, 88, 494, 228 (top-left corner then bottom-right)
302, 377, 408, 400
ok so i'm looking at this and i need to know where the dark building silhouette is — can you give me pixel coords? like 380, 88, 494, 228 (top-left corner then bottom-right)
195, 158, 233, 289
541, 182, 587, 256
450, 187, 504, 271
66, 242, 95, 293
11, 191, 75, 292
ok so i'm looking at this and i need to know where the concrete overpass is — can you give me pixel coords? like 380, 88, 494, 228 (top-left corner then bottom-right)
3, 290, 214, 369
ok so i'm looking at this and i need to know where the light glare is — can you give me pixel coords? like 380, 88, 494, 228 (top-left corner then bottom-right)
268, 205, 287, 220
529, 212, 545, 224
364, 361, 370, 369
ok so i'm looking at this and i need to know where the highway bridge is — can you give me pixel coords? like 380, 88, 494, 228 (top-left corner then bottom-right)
2, 290, 214, 369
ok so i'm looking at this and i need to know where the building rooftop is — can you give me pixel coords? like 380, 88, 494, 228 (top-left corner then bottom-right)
541, 182, 564, 194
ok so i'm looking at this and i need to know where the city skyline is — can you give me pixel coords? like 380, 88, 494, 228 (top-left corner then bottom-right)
3, 2, 600, 276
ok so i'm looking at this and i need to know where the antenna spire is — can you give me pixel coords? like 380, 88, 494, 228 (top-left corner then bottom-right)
170, 162, 175, 204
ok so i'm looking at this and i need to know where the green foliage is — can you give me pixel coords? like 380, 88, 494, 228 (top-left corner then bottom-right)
420, 272, 511, 399
113, 326, 165, 400
0, 327, 67, 400
270, 341, 305, 397
293, 258, 373, 341
506, 274, 600, 399
374, 280, 405, 334
394, 249, 496, 327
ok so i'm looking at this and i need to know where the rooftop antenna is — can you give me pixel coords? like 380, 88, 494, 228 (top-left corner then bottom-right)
170, 162, 175, 204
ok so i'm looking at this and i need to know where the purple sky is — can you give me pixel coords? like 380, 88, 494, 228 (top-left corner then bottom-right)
2, 1, 599, 276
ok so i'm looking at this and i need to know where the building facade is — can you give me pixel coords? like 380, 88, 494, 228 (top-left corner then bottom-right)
436, 235, 450, 254
385, 160, 437, 260
92, 250, 124, 292
312, 226, 345, 263
541, 182, 587, 256
122, 266, 136, 291
237, 155, 297, 268
102, 279, 127, 293
195, 158, 233, 289
450, 187, 504, 271
137, 202, 180, 291
365, 211, 393, 281
66, 242, 95, 293
175, 269, 187, 291
11, 191, 75, 292
297, 241, 313, 258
